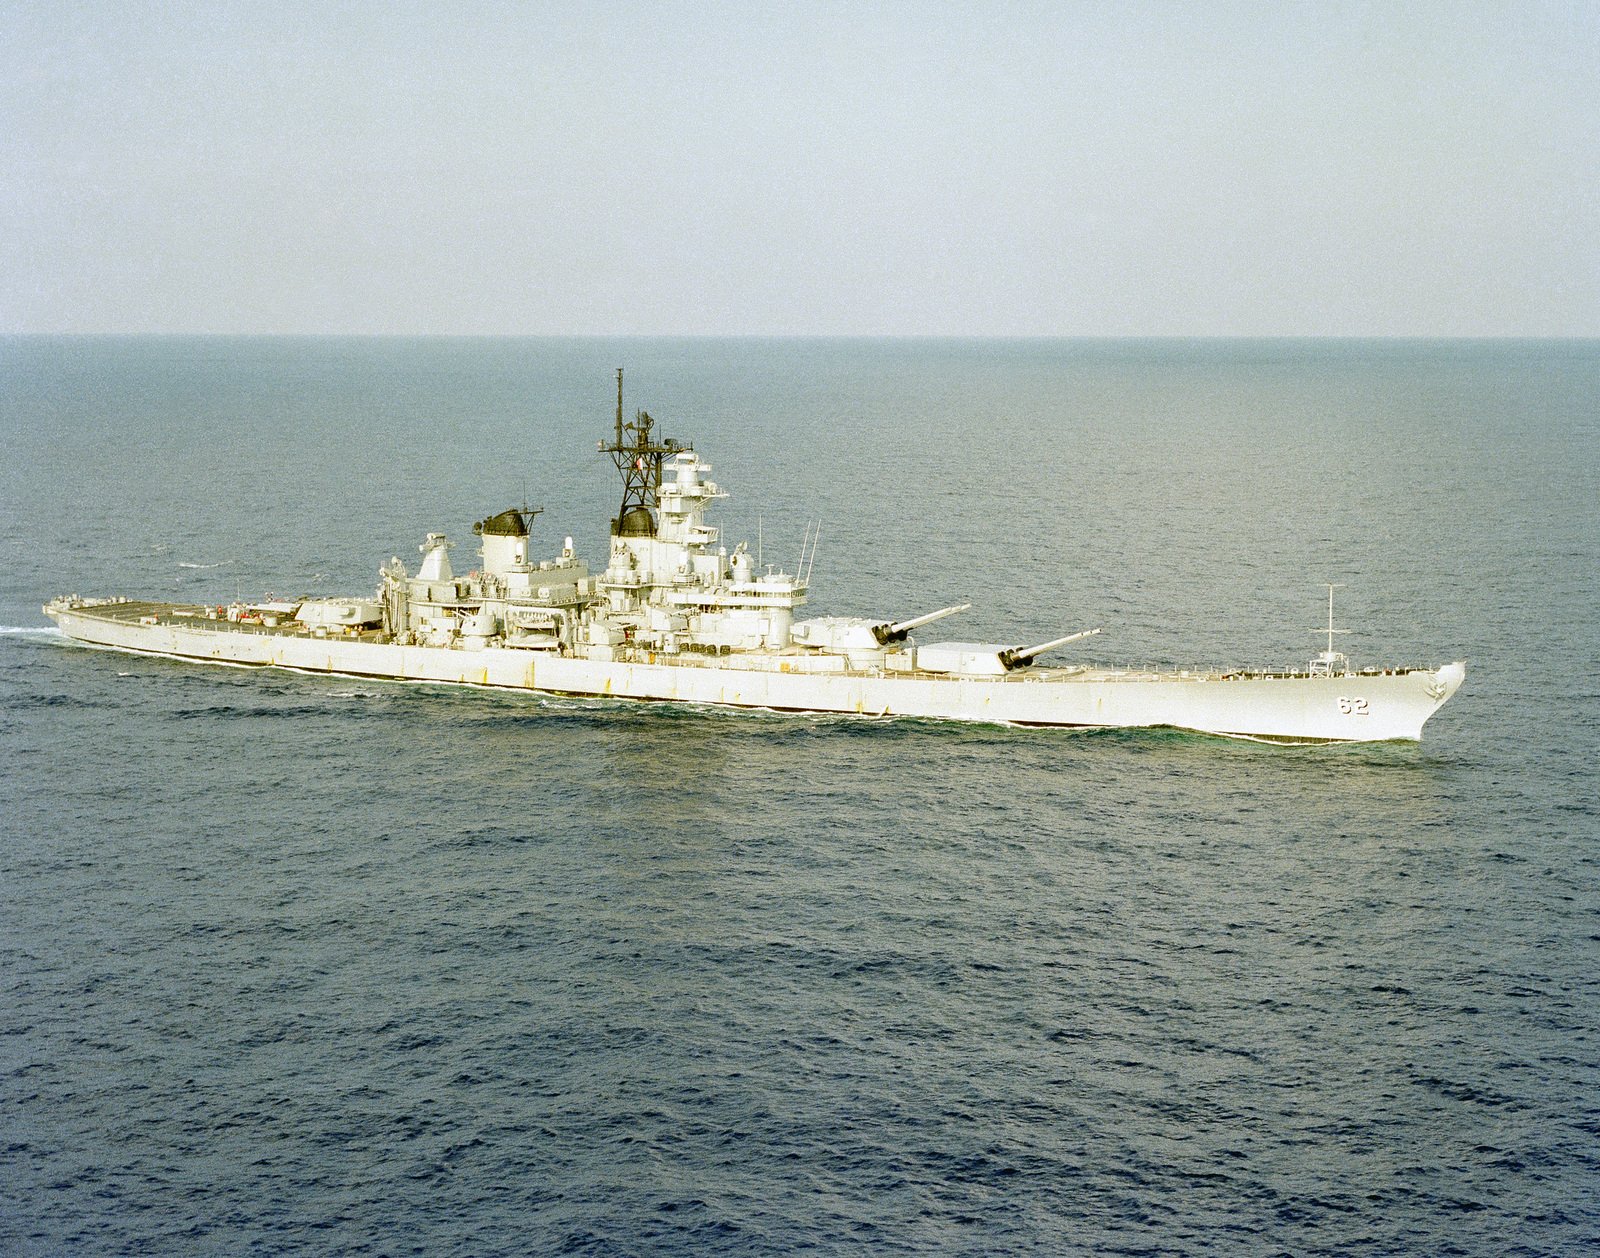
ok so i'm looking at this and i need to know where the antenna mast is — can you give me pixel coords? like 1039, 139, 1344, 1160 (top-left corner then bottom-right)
1310, 583, 1352, 675
598, 367, 686, 538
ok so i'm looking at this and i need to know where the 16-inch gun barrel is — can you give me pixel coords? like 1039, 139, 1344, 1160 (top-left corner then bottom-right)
997, 627, 1103, 671
872, 603, 972, 645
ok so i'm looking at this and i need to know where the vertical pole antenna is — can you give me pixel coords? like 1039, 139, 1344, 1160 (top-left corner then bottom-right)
615, 367, 624, 447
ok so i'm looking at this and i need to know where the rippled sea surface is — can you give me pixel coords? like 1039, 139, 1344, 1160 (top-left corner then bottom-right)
2, 338, 1597, 1255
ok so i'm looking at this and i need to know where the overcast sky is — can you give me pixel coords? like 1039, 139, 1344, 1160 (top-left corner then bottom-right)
3, 1, 1596, 336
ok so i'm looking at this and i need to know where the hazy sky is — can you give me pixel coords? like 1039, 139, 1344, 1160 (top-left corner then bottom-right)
3, 1, 1596, 336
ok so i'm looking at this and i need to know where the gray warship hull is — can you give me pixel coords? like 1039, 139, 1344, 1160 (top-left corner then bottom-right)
45, 598, 1464, 742
43, 372, 1467, 743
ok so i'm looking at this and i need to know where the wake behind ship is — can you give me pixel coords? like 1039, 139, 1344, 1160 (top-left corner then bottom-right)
45, 372, 1465, 742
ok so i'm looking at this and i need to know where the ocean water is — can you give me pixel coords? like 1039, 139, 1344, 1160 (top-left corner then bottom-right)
1, 336, 1596, 1256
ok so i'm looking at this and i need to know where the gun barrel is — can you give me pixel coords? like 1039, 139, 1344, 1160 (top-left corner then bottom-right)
999, 627, 1103, 670
873, 603, 972, 644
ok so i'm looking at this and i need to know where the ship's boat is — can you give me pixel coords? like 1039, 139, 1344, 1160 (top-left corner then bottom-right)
44, 372, 1466, 742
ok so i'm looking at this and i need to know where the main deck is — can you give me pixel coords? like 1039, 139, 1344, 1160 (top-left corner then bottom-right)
48, 596, 1441, 689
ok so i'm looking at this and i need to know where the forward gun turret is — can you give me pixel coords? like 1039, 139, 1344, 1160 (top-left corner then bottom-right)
997, 628, 1103, 671
792, 604, 970, 655
917, 628, 1103, 677
872, 603, 972, 645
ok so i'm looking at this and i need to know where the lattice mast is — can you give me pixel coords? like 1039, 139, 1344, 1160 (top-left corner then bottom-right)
598, 368, 686, 537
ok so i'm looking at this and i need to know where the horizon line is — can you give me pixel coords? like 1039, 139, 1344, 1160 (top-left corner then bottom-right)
4, 331, 1598, 342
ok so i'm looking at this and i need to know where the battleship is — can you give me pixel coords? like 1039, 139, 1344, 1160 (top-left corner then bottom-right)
45, 372, 1465, 742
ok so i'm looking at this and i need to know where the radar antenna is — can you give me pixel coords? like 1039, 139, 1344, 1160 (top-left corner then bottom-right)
1310, 583, 1351, 675
597, 368, 687, 538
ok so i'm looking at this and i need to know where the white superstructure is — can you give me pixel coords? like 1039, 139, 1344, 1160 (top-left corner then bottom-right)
43, 373, 1467, 743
